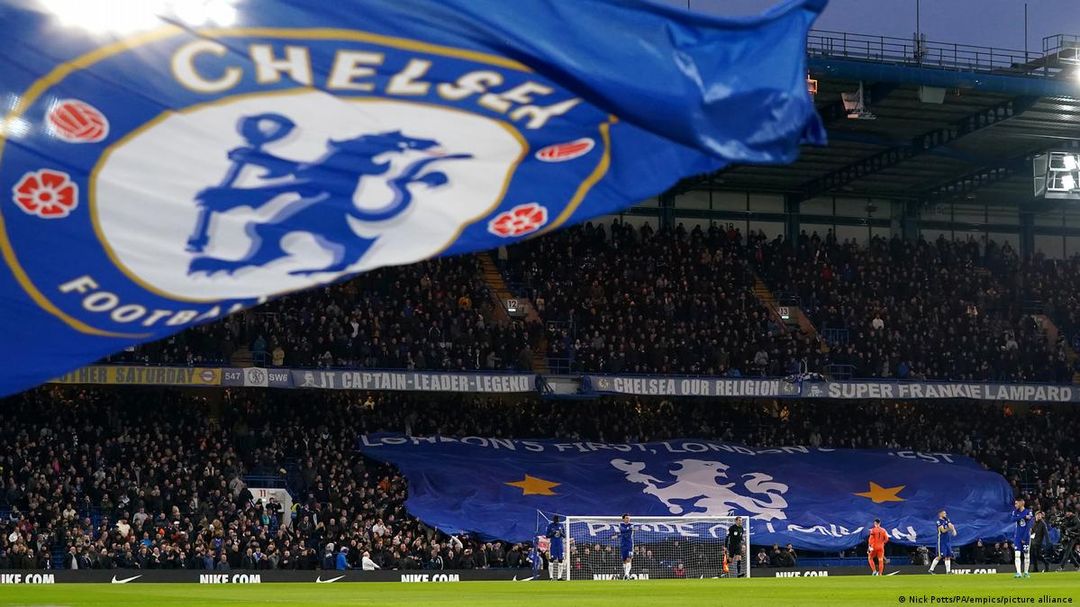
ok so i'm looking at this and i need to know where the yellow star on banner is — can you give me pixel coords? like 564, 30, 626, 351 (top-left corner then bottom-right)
505, 475, 560, 496
854, 481, 906, 503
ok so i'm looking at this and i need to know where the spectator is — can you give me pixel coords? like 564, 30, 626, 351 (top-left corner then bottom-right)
783, 544, 797, 567
973, 539, 986, 564
64, 546, 80, 570
911, 545, 928, 566
362, 550, 380, 571
426, 548, 443, 570
769, 545, 783, 567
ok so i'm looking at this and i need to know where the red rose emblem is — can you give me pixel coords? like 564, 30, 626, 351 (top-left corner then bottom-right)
488, 203, 548, 238
12, 169, 79, 219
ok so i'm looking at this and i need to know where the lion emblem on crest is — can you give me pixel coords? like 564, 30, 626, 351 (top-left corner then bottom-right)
185, 112, 471, 277
612, 458, 789, 521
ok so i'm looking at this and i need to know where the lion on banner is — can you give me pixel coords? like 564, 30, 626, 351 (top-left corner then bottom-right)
611, 458, 789, 521
185, 113, 472, 277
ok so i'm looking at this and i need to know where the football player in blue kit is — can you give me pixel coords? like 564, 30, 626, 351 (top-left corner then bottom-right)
1012, 497, 1033, 579
928, 509, 957, 574
546, 515, 566, 580
615, 513, 635, 579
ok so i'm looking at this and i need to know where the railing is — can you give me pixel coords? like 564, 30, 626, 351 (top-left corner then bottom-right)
822, 327, 849, 347
826, 364, 856, 380
546, 319, 576, 343
808, 29, 1037, 74
1043, 34, 1080, 64
547, 357, 573, 375
244, 474, 289, 490
775, 292, 802, 308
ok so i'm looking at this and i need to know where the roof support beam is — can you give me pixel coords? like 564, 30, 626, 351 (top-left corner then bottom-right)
919, 154, 1031, 204
794, 95, 1037, 202
809, 57, 1080, 97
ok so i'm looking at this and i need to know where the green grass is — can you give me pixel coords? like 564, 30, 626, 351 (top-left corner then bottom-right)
3, 575, 1078, 606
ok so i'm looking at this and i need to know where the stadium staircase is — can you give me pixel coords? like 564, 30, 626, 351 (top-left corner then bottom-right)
1036, 313, 1061, 348
479, 253, 550, 373
531, 340, 552, 375
230, 347, 254, 368
479, 253, 513, 326
752, 275, 829, 354
751, 276, 786, 330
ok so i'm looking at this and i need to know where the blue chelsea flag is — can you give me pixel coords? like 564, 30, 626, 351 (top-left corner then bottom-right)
0, 0, 825, 395
360, 434, 1015, 551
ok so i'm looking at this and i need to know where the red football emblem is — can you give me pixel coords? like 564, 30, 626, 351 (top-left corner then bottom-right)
12, 169, 79, 219
47, 99, 109, 143
488, 203, 548, 238
536, 138, 595, 162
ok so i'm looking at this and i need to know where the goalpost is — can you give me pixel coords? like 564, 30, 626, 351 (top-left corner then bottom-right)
558, 515, 750, 581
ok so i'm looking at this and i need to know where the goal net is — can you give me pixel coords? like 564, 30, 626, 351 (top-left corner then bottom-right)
557, 515, 750, 580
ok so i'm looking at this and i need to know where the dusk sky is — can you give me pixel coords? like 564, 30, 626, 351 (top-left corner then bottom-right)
663, 0, 1080, 53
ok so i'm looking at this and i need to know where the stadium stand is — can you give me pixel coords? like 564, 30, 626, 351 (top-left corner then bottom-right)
2, 387, 1077, 570
757, 231, 1071, 382
1023, 255, 1080, 360
105, 256, 540, 373
110, 224, 1078, 383
501, 220, 823, 376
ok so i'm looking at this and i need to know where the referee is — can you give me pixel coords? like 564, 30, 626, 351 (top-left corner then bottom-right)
726, 518, 745, 578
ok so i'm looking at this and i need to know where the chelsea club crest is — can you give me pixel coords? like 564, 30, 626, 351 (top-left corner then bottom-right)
0, 27, 613, 339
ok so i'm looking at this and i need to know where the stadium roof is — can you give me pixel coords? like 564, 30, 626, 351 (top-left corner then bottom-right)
679, 30, 1080, 208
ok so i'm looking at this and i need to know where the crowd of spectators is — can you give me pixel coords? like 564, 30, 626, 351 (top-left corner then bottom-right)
754, 544, 798, 568
105, 220, 1080, 384
1023, 254, 1080, 357
504, 221, 823, 376
1, 387, 1077, 571
757, 229, 1071, 382
109, 256, 539, 373
504, 222, 1080, 381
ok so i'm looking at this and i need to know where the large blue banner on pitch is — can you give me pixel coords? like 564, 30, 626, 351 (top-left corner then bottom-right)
359, 434, 1014, 550
0, 0, 825, 396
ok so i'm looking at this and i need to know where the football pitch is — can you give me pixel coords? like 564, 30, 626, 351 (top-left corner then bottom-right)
3, 575, 1078, 607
